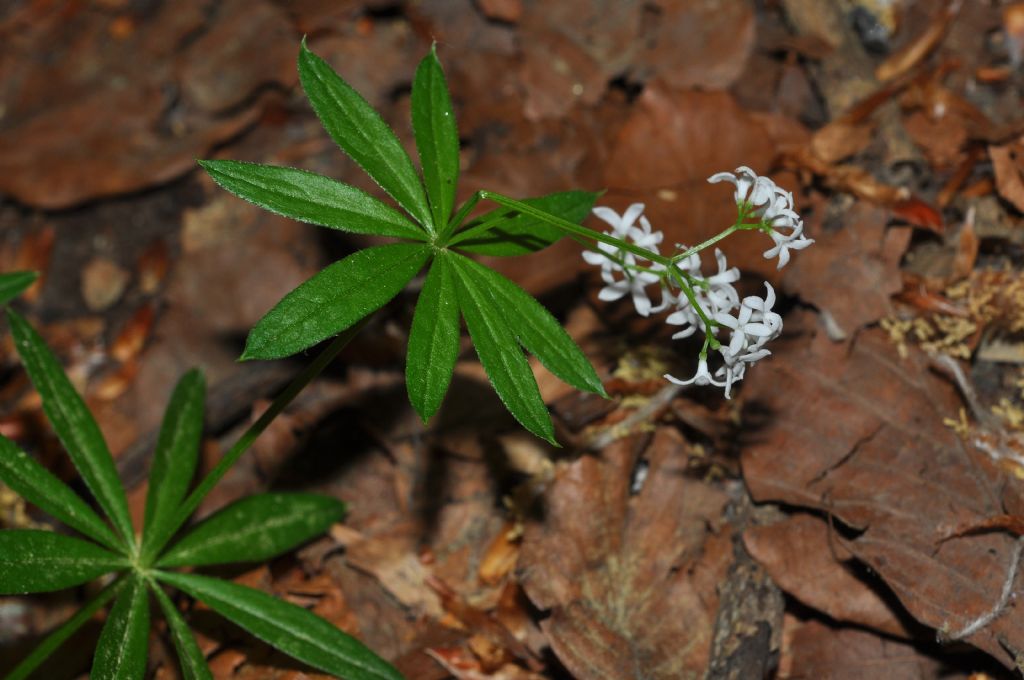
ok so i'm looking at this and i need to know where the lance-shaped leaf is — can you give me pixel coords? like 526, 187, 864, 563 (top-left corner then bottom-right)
198, 161, 426, 241
157, 571, 403, 680
6, 577, 125, 680
451, 257, 556, 444
0, 271, 37, 306
153, 586, 213, 680
6, 309, 134, 545
451, 190, 598, 256
92, 576, 150, 680
406, 254, 460, 421
141, 369, 205, 562
454, 256, 605, 397
0, 530, 126, 594
412, 45, 459, 233
0, 435, 121, 552
243, 243, 431, 361
299, 40, 433, 232
157, 493, 345, 568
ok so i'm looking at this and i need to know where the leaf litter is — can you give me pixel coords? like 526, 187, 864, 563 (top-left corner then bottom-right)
5, 0, 1024, 677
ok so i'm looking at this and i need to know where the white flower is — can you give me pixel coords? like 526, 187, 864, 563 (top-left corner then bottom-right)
665, 248, 739, 339
763, 220, 814, 269
665, 357, 725, 389
708, 166, 814, 269
708, 166, 777, 210
711, 283, 783, 398
583, 203, 670, 317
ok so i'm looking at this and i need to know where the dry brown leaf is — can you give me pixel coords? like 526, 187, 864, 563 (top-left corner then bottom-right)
741, 324, 1024, 669
634, 0, 755, 91
875, 0, 961, 83
519, 429, 731, 679
745, 514, 914, 638
778, 616, 973, 680
783, 203, 910, 336
0, 0, 291, 208
989, 139, 1024, 213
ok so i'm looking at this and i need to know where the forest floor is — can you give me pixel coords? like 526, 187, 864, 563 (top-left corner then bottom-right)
3, 0, 1024, 678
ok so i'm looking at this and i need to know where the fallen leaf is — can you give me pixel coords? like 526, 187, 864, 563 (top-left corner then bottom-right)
741, 323, 1024, 669
745, 513, 915, 638
989, 139, 1024, 213
783, 203, 910, 336
519, 429, 731, 679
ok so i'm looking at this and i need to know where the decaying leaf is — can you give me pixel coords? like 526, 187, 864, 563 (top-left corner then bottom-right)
741, 322, 1024, 669
518, 429, 731, 679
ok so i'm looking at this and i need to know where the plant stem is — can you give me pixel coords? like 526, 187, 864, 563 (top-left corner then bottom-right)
478, 191, 721, 336
479, 191, 673, 266
443, 191, 484, 241
7, 576, 127, 680
146, 319, 369, 558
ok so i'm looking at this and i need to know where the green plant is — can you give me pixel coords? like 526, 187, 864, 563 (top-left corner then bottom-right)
1, 33, 813, 680
199, 41, 607, 445
0, 306, 400, 680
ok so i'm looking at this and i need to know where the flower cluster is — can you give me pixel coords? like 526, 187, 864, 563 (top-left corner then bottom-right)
584, 203, 670, 317
582, 167, 811, 398
709, 166, 813, 268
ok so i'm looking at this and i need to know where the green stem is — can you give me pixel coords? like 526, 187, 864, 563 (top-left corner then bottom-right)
6, 576, 127, 680
145, 318, 369, 559
478, 191, 722, 335
443, 191, 484, 241
478, 191, 674, 266
672, 225, 741, 263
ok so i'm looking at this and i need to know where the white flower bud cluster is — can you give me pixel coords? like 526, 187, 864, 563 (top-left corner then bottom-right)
582, 168, 811, 398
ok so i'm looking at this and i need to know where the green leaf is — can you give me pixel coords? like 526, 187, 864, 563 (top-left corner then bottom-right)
453, 256, 605, 397
153, 586, 213, 680
451, 190, 598, 256
412, 45, 459, 234
141, 369, 205, 563
406, 254, 460, 421
92, 576, 150, 680
450, 256, 556, 444
0, 435, 122, 552
157, 571, 403, 680
299, 40, 433, 232
0, 271, 37, 307
243, 243, 430, 361
198, 160, 427, 241
5, 577, 125, 680
6, 309, 134, 545
0, 530, 126, 594
157, 493, 345, 568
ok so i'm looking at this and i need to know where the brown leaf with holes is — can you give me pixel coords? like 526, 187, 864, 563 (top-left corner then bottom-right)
519, 429, 731, 679
741, 322, 1024, 669
744, 514, 914, 638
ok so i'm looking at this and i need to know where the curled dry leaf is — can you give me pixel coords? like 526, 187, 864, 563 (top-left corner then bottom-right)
741, 323, 1024, 669
874, 0, 961, 83
518, 429, 731, 679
